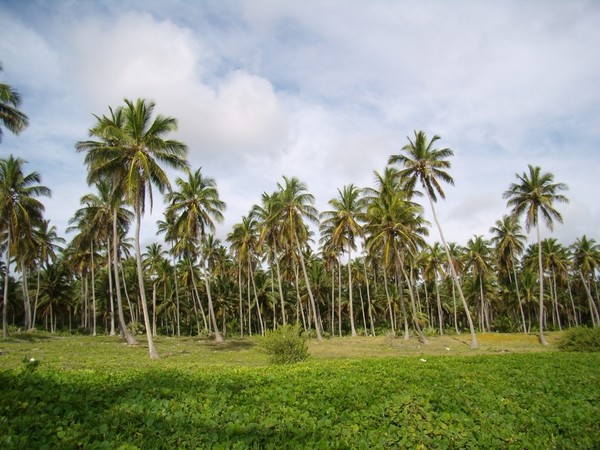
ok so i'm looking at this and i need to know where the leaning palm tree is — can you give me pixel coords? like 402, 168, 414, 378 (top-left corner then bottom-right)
320, 184, 364, 336
77, 98, 188, 358
503, 164, 569, 345
389, 131, 478, 348
166, 168, 225, 342
0, 63, 29, 143
0, 155, 50, 336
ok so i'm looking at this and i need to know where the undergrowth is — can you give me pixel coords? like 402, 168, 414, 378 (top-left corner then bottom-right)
557, 326, 600, 352
1, 353, 598, 449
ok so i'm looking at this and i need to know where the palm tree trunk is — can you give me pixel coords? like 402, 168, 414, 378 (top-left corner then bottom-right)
248, 260, 265, 336
567, 280, 579, 327
20, 260, 32, 330
202, 261, 223, 342
330, 267, 335, 336
364, 263, 375, 336
91, 242, 97, 336
32, 267, 41, 328
511, 261, 527, 334
552, 271, 562, 331
2, 227, 11, 338
426, 191, 478, 348
295, 233, 323, 340
399, 257, 428, 344
107, 237, 116, 336
134, 209, 159, 359
358, 284, 367, 335
337, 260, 342, 336
273, 243, 286, 325
347, 249, 357, 336
536, 223, 548, 345
434, 274, 444, 335
238, 262, 244, 337
152, 282, 157, 337
382, 268, 395, 335
580, 270, 600, 326
112, 211, 137, 345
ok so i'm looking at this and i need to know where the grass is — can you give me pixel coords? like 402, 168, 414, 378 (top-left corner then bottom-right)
0, 331, 561, 372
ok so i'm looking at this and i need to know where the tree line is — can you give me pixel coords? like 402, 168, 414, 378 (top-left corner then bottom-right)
2, 88, 598, 359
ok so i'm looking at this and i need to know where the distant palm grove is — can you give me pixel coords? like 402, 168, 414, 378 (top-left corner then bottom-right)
2, 92, 599, 358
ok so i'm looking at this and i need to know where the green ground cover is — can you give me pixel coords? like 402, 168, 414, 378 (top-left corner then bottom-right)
1, 334, 598, 449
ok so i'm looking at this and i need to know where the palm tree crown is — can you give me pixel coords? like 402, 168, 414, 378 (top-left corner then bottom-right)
0, 63, 29, 142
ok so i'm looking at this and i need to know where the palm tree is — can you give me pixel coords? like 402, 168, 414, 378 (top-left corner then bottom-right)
571, 235, 600, 326
465, 235, 493, 332
31, 220, 65, 327
504, 164, 569, 345
274, 176, 323, 340
77, 98, 188, 358
389, 131, 478, 348
253, 192, 287, 326
143, 243, 168, 337
166, 168, 225, 342
364, 184, 429, 342
320, 184, 364, 336
0, 63, 29, 143
0, 155, 50, 336
490, 214, 528, 333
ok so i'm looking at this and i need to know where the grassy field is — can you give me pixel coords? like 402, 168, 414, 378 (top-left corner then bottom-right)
0, 331, 561, 372
1, 332, 598, 449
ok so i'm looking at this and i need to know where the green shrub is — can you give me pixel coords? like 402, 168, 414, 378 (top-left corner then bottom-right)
557, 326, 600, 352
260, 324, 309, 364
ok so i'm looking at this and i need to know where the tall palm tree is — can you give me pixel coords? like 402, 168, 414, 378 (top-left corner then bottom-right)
227, 215, 261, 336
0, 155, 50, 336
504, 164, 569, 345
77, 98, 188, 358
490, 214, 528, 333
253, 192, 287, 326
274, 176, 323, 340
320, 184, 364, 336
389, 131, 478, 348
166, 168, 225, 342
0, 63, 29, 143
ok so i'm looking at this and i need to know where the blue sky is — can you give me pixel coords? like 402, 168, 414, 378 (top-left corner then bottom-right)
1, 0, 599, 249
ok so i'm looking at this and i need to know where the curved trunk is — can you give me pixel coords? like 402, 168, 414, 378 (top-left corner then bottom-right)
238, 262, 244, 337
295, 232, 322, 340
426, 191, 477, 348
20, 260, 32, 330
580, 270, 600, 326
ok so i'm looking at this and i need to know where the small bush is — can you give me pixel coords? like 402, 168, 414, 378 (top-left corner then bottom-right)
557, 327, 600, 352
260, 324, 309, 364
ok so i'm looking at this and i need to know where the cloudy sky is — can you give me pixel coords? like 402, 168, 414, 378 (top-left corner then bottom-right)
1, 0, 599, 250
